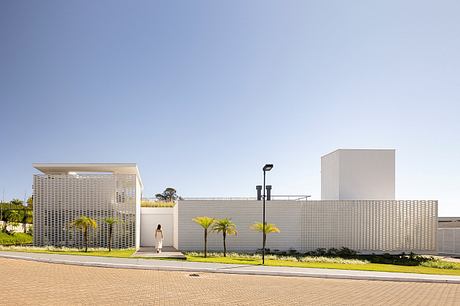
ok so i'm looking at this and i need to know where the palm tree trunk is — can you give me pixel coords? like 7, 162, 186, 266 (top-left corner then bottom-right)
223, 232, 227, 257
84, 228, 88, 252
108, 226, 112, 252
204, 229, 207, 258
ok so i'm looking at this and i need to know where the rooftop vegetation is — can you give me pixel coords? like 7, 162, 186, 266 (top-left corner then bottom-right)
141, 201, 175, 207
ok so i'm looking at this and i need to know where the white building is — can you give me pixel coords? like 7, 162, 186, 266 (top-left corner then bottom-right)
31, 149, 438, 254
175, 148, 436, 254
33, 163, 142, 249
321, 149, 395, 200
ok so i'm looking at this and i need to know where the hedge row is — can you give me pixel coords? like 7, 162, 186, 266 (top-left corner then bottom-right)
0, 232, 33, 246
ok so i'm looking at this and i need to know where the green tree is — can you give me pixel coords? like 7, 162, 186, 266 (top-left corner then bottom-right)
250, 222, 280, 248
103, 217, 118, 251
212, 218, 237, 257
155, 188, 178, 202
70, 216, 98, 252
10, 199, 23, 206
0, 208, 8, 232
4, 210, 21, 233
26, 196, 33, 209
20, 209, 33, 233
192, 216, 215, 258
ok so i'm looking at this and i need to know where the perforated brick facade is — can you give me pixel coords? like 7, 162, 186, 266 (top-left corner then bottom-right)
33, 174, 139, 249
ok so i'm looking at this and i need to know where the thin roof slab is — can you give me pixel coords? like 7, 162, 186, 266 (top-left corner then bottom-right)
32, 163, 143, 188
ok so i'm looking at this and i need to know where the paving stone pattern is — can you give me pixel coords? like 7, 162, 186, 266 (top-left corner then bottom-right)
1, 258, 459, 306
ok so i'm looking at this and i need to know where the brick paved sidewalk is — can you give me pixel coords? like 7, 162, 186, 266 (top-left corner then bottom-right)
1, 257, 459, 306
1, 251, 460, 284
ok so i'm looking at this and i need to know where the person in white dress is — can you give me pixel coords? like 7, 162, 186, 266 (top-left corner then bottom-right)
155, 224, 164, 253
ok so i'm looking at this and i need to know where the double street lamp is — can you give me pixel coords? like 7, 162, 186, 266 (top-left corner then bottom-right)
262, 163, 273, 265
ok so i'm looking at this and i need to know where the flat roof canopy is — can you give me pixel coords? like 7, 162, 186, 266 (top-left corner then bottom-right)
33, 163, 143, 188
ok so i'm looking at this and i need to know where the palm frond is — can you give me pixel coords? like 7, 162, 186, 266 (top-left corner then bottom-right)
250, 222, 280, 234
212, 218, 237, 236
193, 216, 215, 229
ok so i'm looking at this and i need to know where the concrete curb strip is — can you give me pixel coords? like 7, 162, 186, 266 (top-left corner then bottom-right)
1, 252, 460, 284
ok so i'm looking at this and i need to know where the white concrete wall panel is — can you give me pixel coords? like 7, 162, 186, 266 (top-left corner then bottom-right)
438, 228, 460, 255
178, 200, 302, 252
140, 207, 174, 247
178, 200, 437, 254
173, 203, 179, 249
321, 151, 340, 200
135, 177, 142, 249
321, 149, 395, 200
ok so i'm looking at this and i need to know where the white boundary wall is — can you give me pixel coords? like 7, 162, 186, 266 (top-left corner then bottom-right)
140, 207, 174, 247
0, 221, 32, 233
438, 228, 460, 255
177, 200, 437, 254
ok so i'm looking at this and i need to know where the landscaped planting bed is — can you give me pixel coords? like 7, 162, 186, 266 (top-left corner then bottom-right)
1, 245, 459, 276
183, 251, 460, 276
0, 232, 32, 246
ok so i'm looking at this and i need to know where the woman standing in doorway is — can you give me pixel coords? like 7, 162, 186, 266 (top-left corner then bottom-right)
155, 224, 164, 253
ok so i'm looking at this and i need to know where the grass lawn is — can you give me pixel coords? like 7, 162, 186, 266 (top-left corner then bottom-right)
0, 246, 136, 258
185, 254, 460, 276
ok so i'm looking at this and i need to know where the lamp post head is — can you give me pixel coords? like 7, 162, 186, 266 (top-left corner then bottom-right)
263, 164, 273, 172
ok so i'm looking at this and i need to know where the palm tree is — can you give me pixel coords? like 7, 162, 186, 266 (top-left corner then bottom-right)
103, 217, 118, 251
10, 199, 23, 206
70, 216, 97, 252
20, 209, 33, 233
250, 222, 280, 249
192, 216, 215, 258
212, 218, 237, 257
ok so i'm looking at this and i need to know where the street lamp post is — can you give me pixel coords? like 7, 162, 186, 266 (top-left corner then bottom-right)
262, 164, 273, 265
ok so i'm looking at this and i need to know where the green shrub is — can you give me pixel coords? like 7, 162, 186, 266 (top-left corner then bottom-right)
311, 247, 357, 258
141, 201, 175, 208
0, 232, 33, 246
336, 247, 358, 258
421, 260, 459, 270
185, 251, 369, 265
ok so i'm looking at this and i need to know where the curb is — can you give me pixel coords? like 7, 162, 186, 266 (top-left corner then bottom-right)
1, 253, 460, 284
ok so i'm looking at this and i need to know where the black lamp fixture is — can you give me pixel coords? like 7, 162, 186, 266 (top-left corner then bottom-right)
263, 164, 273, 172
262, 163, 273, 265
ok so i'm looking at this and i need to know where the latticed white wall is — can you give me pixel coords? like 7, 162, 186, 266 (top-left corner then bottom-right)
438, 228, 460, 255
33, 174, 139, 249
302, 201, 437, 253
177, 200, 437, 253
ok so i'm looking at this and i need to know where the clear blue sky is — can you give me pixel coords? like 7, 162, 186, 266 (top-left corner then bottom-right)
1, 1, 459, 216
